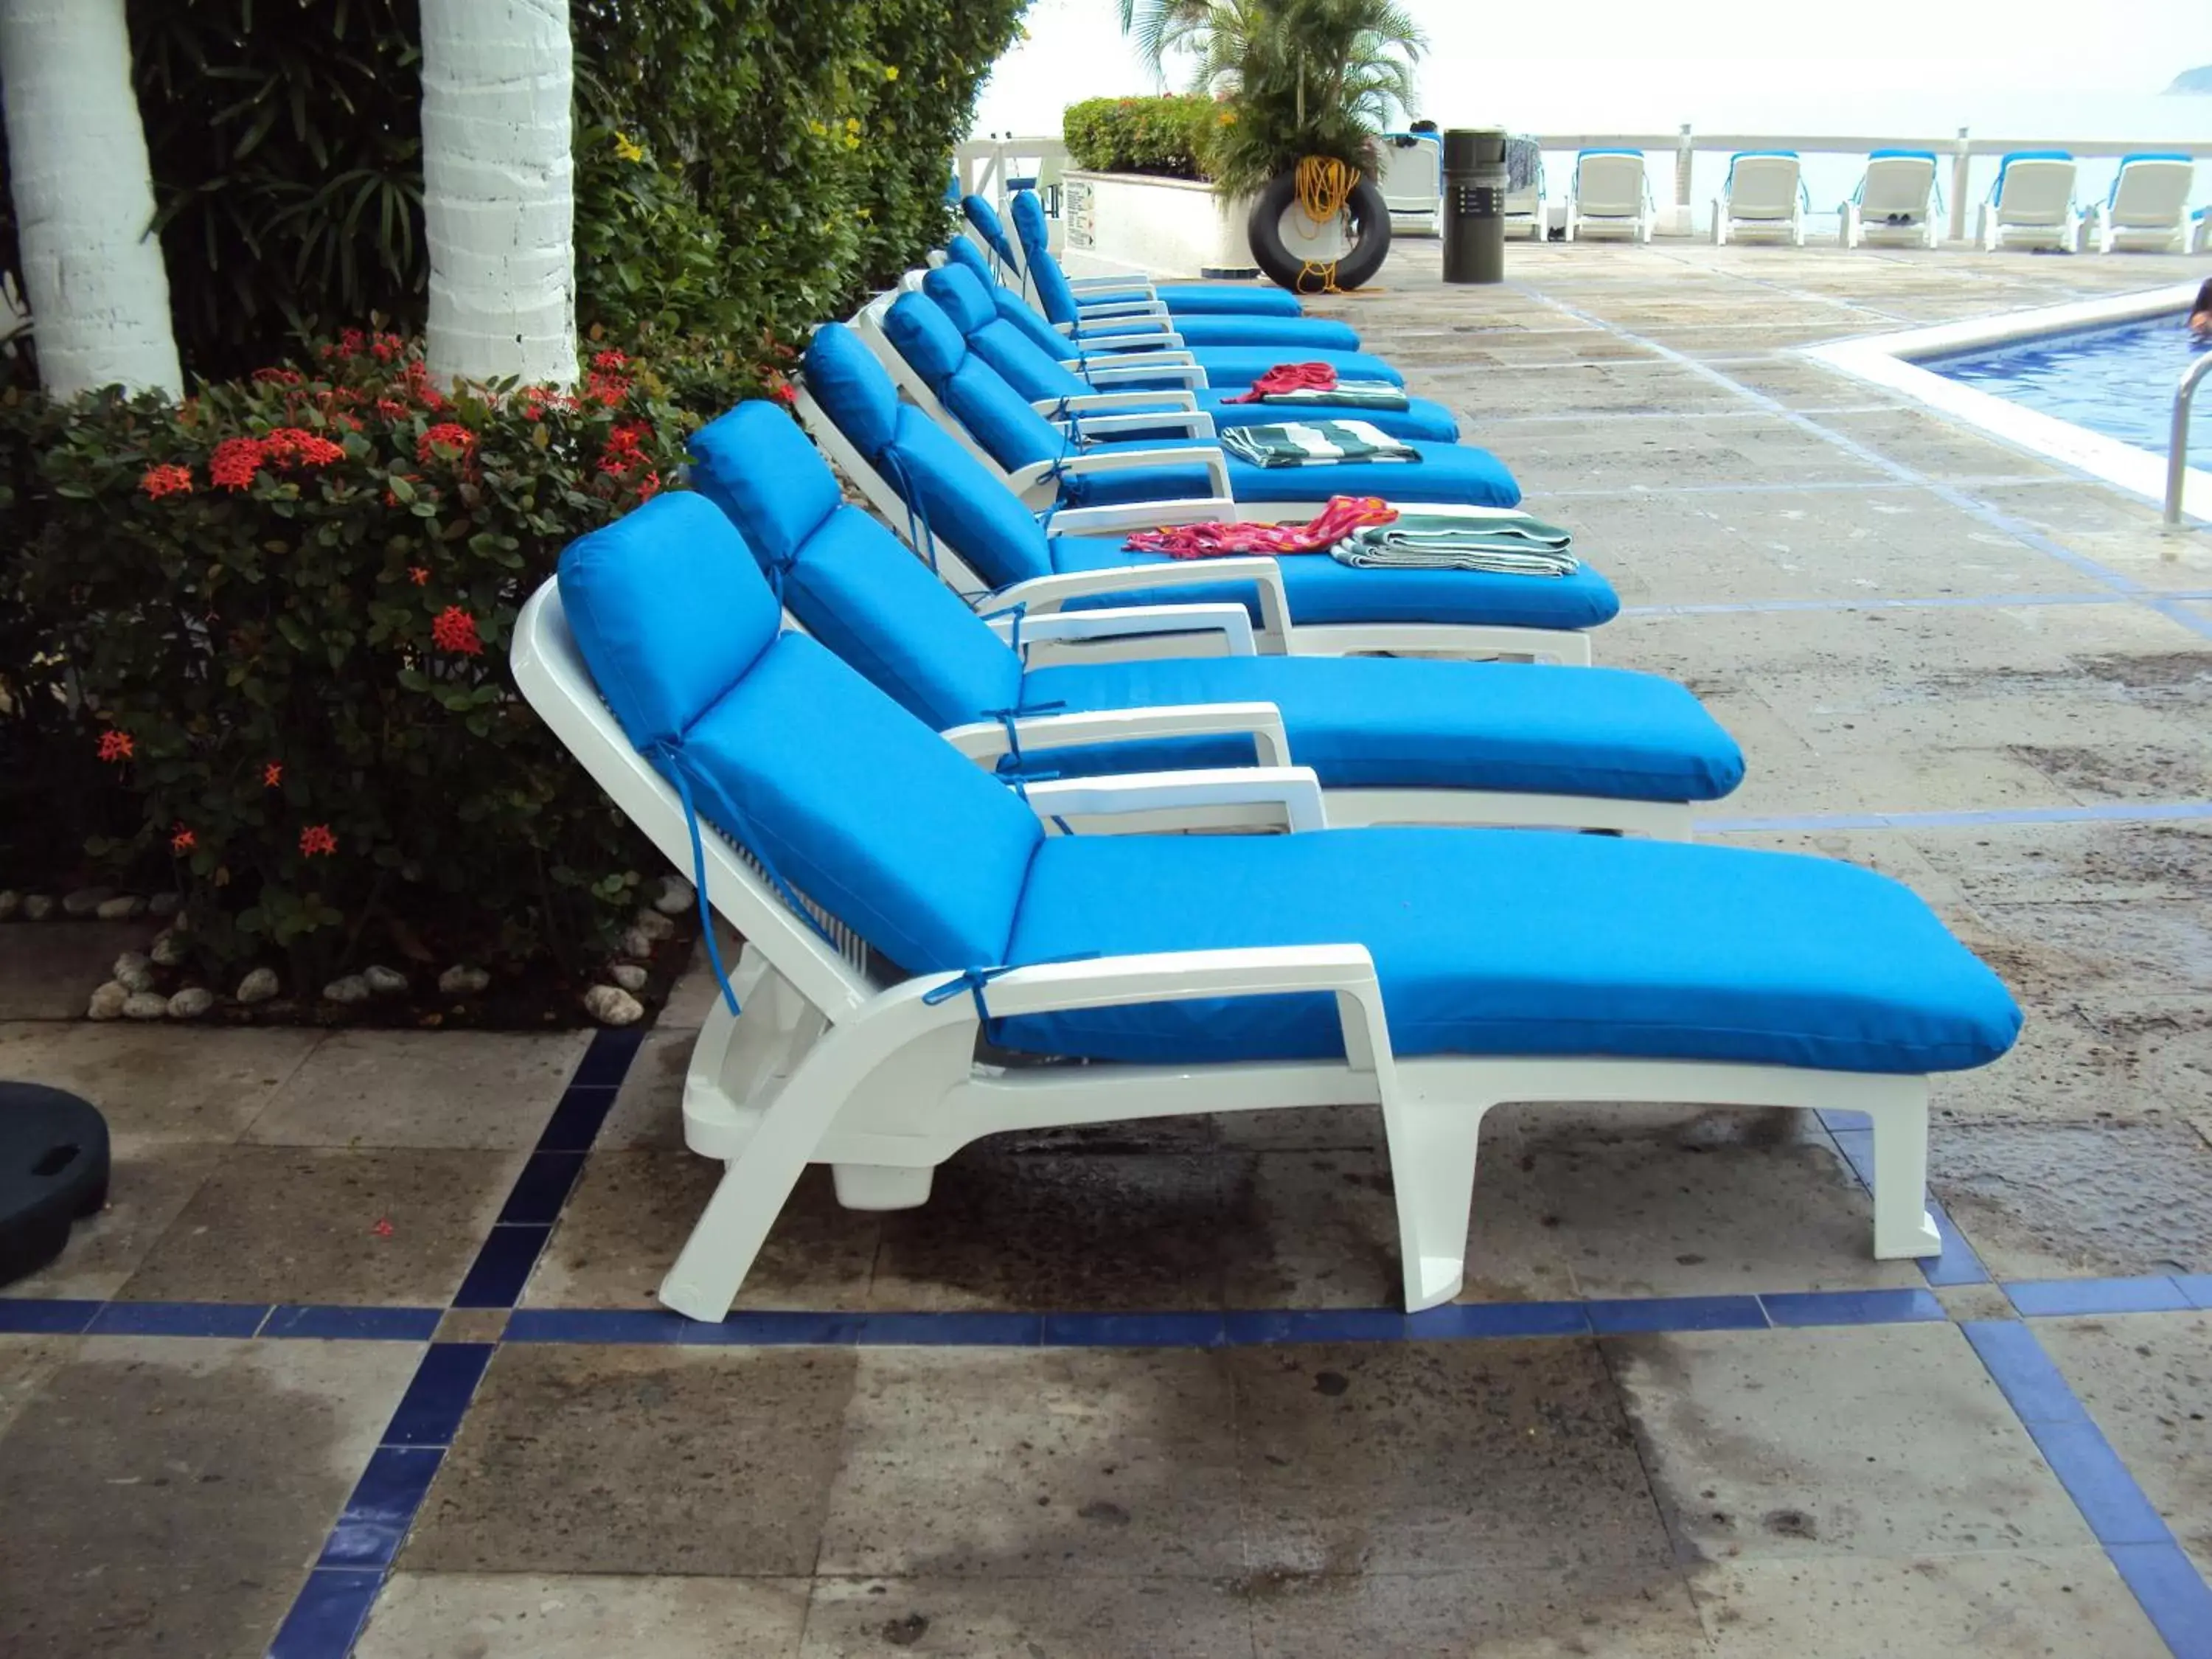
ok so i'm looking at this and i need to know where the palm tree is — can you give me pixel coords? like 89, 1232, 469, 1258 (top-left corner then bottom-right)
1116, 0, 1425, 197
0, 0, 182, 397
420, 0, 578, 389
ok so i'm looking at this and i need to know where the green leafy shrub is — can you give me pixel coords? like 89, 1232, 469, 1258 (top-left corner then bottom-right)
4, 334, 796, 990
1062, 94, 1221, 181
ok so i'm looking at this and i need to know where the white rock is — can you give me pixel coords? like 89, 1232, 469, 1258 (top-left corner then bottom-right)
652, 874, 695, 916
86, 981, 128, 1020
150, 928, 186, 967
96, 894, 147, 921
21, 894, 55, 921
631, 908, 677, 943
236, 967, 281, 1004
0, 889, 19, 921
112, 951, 156, 992
363, 964, 409, 997
167, 987, 215, 1020
437, 964, 490, 996
147, 891, 181, 918
122, 991, 170, 1020
609, 962, 648, 992
62, 885, 116, 917
582, 984, 644, 1026
322, 974, 372, 1005
619, 926, 655, 959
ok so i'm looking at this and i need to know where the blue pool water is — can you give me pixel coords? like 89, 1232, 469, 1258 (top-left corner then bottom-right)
1929, 316, 2212, 468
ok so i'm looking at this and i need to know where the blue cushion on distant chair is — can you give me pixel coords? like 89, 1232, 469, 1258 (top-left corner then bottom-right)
883, 408, 1057, 585
1082, 313, 1365, 352
1018, 655, 1742, 801
804, 324, 902, 456
924, 263, 1004, 335
559, 494, 782, 750
1152, 282, 1302, 318
687, 402, 843, 571
1043, 437, 1521, 512
1000, 829, 2023, 1071
882, 292, 971, 393
1047, 535, 1621, 630
946, 235, 1001, 286
1123, 345, 1408, 389
961, 195, 1023, 271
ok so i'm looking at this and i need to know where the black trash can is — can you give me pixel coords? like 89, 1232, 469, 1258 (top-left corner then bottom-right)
1442, 127, 1509, 283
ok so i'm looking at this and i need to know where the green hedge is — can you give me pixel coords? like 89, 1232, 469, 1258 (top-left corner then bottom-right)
1062, 94, 1221, 182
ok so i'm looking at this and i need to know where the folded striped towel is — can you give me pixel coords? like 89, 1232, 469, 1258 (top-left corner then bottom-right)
1332, 511, 1580, 576
1217, 420, 1420, 469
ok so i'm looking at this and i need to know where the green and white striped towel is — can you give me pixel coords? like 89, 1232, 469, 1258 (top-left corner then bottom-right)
1258, 380, 1411, 411
1217, 420, 1420, 469
1332, 511, 1580, 576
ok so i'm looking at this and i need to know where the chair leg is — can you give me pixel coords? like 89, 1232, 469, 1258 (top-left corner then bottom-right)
1379, 1089, 1491, 1310
1864, 1084, 1941, 1259
832, 1163, 934, 1209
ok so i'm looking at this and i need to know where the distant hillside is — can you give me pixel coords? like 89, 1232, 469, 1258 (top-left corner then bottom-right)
2168, 65, 2212, 93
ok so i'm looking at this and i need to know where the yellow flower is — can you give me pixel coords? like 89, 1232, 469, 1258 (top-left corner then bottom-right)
845, 133, 861, 150
809, 119, 828, 136
612, 132, 644, 163
883, 65, 900, 81
846, 116, 861, 132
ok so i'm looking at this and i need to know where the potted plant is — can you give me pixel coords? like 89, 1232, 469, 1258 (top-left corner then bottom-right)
1118, 0, 1426, 290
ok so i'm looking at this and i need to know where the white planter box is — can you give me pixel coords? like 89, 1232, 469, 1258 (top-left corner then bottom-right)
1060, 170, 1256, 281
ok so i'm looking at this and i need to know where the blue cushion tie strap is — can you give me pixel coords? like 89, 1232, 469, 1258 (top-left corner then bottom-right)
980, 696, 1066, 774
978, 599, 1029, 660
880, 449, 941, 573
645, 735, 838, 1018
922, 951, 1102, 1028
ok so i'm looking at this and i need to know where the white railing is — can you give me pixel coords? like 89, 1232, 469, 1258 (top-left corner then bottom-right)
954, 136, 1071, 209
2168, 352, 2212, 530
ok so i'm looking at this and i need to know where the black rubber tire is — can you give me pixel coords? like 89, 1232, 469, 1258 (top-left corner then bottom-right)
0, 1082, 109, 1288
1245, 169, 1393, 293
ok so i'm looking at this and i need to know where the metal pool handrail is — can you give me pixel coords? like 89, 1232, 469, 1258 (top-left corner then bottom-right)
2167, 352, 2212, 529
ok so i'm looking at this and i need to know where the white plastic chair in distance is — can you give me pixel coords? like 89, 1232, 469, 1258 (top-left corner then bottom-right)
2087, 155, 2197, 254
512, 578, 1952, 1323
1565, 150, 1653, 243
1712, 152, 1806, 246
1379, 133, 1442, 235
1841, 150, 1941, 248
1978, 153, 2080, 252
1503, 139, 1546, 242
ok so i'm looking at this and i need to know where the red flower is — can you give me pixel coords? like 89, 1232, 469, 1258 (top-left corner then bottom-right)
770, 379, 799, 407
299, 824, 338, 858
170, 825, 195, 853
592, 348, 629, 372
97, 729, 133, 762
263, 427, 344, 468
606, 422, 647, 454
139, 463, 194, 499
636, 470, 661, 501
209, 437, 266, 491
262, 762, 283, 788
374, 397, 408, 422
583, 370, 631, 408
339, 328, 366, 355
431, 605, 483, 656
408, 566, 430, 586
417, 422, 476, 465
252, 366, 304, 386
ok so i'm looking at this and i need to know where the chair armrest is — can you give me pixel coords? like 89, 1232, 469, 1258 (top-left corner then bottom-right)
1076, 299, 1170, 321
1009, 445, 1234, 507
944, 701, 1290, 768
1068, 410, 1218, 442
1018, 765, 1328, 832
1065, 273, 1158, 296
1032, 390, 1198, 416
992, 554, 1292, 650
983, 602, 1259, 656
1065, 319, 1187, 349
1079, 358, 1208, 390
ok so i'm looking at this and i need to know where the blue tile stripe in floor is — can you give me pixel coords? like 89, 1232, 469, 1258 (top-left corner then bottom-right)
3, 1030, 2208, 1655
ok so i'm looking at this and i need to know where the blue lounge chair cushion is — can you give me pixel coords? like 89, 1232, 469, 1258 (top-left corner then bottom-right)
1006, 190, 1304, 319
1047, 534, 1621, 630
959, 195, 1023, 272
1045, 436, 1522, 512
1079, 313, 1364, 352
560, 495, 1040, 973
1001, 828, 2023, 1073
1018, 655, 1741, 800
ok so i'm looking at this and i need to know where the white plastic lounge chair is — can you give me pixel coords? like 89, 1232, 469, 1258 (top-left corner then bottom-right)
1380, 133, 1443, 235
1978, 151, 2080, 252
1841, 150, 1941, 249
516, 491, 2022, 1321
1503, 137, 1546, 242
2086, 153, 2197, 254
690, 400, 1742, 837
1713, 150, 1806, 246
900, 263, 1463, 444
1565, 150, 1653, 243
867, 288, 1523, 522
797, 319, 1613, 664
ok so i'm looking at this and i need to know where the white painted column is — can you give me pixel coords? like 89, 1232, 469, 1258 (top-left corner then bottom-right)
0, 0, 183, 399
420, 0, 577, 389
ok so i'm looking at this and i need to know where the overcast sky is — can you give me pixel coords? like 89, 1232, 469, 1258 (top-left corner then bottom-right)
973, 0, 2212, 136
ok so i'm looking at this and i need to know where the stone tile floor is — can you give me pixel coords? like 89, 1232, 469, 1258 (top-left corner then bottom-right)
4, 238, 2212, 1656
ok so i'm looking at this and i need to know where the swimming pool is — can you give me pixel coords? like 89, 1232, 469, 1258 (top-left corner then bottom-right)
1928, 316, 2212, 469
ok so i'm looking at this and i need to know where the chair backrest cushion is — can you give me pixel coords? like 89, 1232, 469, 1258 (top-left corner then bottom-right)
1010, 190, 1082, 325
990, 282, 1086, 362
561, 493, 1040, 973
882, 406, 1056, 586
558, 492, 782, 751
881, 290, 970, 393
687, 400, 842, 572
945, 235, 999, 287
1992, 150, 2073, 207
885, 294, 1063, 470
960, 193, 1022, 270
803, 323, 902, 459
924, 266, 1089, 402
2111, 154, 2192, 211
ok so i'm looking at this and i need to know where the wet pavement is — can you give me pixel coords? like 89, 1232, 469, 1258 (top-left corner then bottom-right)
4, 238, 2212, 1656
